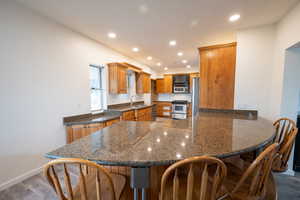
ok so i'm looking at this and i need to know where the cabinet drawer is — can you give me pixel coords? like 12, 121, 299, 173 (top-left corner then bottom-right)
163, 112, 171, 117
163, 106, 171, 111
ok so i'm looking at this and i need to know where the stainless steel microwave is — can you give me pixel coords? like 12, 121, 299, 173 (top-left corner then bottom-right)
173, 86, 189, 93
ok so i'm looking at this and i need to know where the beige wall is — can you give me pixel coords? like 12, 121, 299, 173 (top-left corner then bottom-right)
270, 3, 300, 121
235, 25, 275, 119
0, 0, 155, 188
236, 2, 300, 174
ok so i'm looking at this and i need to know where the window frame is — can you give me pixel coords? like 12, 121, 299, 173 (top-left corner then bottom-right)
89, 64, 104, 112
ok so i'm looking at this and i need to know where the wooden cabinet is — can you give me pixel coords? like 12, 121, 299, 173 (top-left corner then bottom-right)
136, 72, 151, 94
155, 75, 173, 94
121, 110, 136, 121
136, 107, 152, 121
156, 78, 165, 93
164, 75, 173, 93
156, 102, 172, 117
199, 43, 236, 109
66, 122, 105, 144
108, 63, 127, 94
66, 117, 120, 143
189, 73, 200, 93
104, 118, 120, 127
188, 103, 192, 117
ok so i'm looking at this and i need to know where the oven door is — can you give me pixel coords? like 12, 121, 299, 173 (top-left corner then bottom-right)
172, 104, 187, 113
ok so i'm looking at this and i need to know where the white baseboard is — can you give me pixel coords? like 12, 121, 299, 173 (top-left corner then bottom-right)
281, 169, 295, 176
0, 166, 43, 192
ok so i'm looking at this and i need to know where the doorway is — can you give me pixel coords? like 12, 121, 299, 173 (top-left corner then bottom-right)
280, 42, 300, 172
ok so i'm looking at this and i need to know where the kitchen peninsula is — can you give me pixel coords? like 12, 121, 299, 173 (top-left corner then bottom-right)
47, 110, 275, 199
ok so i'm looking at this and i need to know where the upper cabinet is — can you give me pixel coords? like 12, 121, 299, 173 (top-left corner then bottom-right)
164, 74, 173, 93
155, 75, 173, 94
156, 78, 165, 93
108, 62, 152, 94
198, 42, 236, 109
108, 63, 128, 94
136, 72, 151, 94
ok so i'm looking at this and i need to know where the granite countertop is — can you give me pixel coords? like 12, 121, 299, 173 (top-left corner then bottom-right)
110, 104, 154, 112
64, 104, 155, 126
64, 111, 122, 126
49, 111, 276, 167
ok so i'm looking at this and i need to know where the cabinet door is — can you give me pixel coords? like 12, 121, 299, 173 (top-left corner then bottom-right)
164, 75, 173, 93
122, 110, 136, 121
143, 74, 151, 93
156, 79, 165, 93
136, 73, 142, 94
85, 123, 104, 136
118, 66, 127, 94
66, 123, 106, 144
146, 108, 152, 120
105, 118, 120, 127
66, 125, 85, 143
136, 73, 151, 94
199, 43, 236, 109
188, 103, 192, 117
108, 63, 128, 94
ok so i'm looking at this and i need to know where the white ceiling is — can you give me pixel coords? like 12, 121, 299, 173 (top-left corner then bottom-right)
17, 0, 299, 73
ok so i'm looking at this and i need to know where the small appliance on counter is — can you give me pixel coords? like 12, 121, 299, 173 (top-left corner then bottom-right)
173, 75, 189, 93
171, 100, 188, 119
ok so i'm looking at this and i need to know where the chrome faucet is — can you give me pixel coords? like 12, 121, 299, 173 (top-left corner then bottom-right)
130, 95, 135, 107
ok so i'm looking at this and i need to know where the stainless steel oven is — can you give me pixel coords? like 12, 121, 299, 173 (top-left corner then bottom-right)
172, 100, 188, 119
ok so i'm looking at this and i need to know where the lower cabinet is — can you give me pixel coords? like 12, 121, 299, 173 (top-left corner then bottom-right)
104, 118, 120, 127
156, 102, 172, 117
136, 107, 152, 121
188, 103, 192, 117
121, 110, 136, 121
66, 122, 104, 144
66, 117, 120, 144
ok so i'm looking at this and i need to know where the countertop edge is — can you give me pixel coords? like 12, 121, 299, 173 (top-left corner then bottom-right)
45, 129, 276, 167
64, 114, 121, 126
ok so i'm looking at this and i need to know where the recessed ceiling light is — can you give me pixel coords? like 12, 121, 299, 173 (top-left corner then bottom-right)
229, 14, 240, 22
164, 67, 168, 70
186, 65, 191, 68
147, 56, 152, 60
176, 153, 182, 159
169, 40, 177, 46
132, 47, 139, 52
177, 52, 183, 56
157, 62, 161, 66
107, 32, 117, 38
182, 60, 187, 64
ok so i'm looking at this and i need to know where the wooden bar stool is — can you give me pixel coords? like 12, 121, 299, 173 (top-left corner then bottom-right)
272, 118, 298, 172
222, 143, 278, 200
43, 158, 126, 200
273, 118, 296, 144
160, 156, 227, 200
